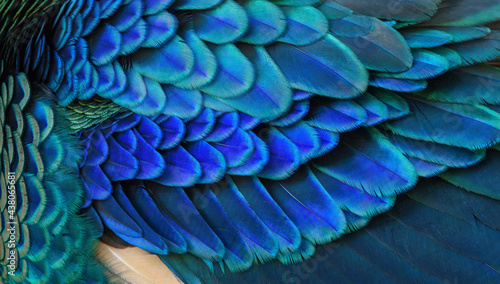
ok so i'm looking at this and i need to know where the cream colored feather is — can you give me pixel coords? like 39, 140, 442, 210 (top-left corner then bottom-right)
97, 242, 183, 284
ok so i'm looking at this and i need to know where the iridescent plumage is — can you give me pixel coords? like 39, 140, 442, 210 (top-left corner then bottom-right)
1, 0, 500, 283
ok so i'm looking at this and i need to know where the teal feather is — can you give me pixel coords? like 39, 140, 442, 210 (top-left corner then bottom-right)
183, 109, 215, 142
202, 94, 236, 113
370, 78, 428, 93
422, 0, 500, 26
187, 186, 254, 272
174, 29, 218, 90
333, 0, 440, 22
95, 62, 127, 99
110, 184, 170, 254
227, 131, 269, 176
162, 86, 202, 120
93, 195, 143, 239
185, 141, 226, 183
99, 0, 123, 19
101, 136, 139, 180
336, 18, 413, 73
278, 6, 329, 46
211, 177, 279, 263
276, 239, 316, 265
270, 100, 309, 127
46, 49, 65, 91
201, 43, 255, 99
384, 96, 500, 149
406, 156, 449, 178
121, 182, 187, 253
269, 0, 322, 5
441, 150, 500, 199
422, 65, 500, 104
402, 28, 454, 48
157, 116, 185, 150
132, 35, 194, 83
448, 32, 500, 66
427, 47, 463, 68
107, 0, 143, 32
313, 127, 340, 157
328, 14, 374, 37
143, 0, 174, 15
218, 46, 292, 120
146, 184, 225, 261
210, 128, 254, 168
81, 165, 112, 200
131, 129, 166, 179
112, 67, 147, 108
312, 167, 396, 217
432, 26, 491, 43
173, 0, 223, 10
385, 131, 486, 168
129, 77, 167, 116
267, 35, 369, 99
136, 116, 163, 148
192, 0, 249, 44
354, 93, 389, 126
81, 2, 100, 36
240, 0, 286, 45
374, 50, 450, 80
316, 0, 353, 20
153, 145, 201, 186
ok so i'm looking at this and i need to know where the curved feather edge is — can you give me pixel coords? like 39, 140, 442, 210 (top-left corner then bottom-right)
161, 170, 500, 283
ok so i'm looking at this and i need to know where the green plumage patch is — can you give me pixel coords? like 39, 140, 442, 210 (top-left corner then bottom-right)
0, 0, 60, 62
0, 71, 107, 283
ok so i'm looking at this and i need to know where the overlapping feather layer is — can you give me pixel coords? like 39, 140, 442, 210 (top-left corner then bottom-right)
0, 69, 105, 283
13, 0, 500, 279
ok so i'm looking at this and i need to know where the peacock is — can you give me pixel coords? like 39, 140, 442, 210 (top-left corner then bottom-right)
1, 0, 500, 283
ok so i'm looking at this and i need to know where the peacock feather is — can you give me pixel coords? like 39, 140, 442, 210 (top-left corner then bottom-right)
1, 0, 500, 283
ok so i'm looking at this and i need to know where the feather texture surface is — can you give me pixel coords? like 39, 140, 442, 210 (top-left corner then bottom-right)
1, 0, 500, 283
